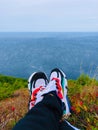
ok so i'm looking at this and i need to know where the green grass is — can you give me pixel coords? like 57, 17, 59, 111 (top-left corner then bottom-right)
68, 74, 98, 96
0, 74, 27, 100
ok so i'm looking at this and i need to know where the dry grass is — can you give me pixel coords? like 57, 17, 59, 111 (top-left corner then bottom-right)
0, 88, 29, 130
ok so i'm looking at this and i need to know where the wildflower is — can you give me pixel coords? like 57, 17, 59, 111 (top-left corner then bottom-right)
11, 106, 15, 112
79, 101, 83, 106
71, 106, 76, 112
96, 93, 98, 98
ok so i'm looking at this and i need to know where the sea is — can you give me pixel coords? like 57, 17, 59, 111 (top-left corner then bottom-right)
0, 32, 98, 79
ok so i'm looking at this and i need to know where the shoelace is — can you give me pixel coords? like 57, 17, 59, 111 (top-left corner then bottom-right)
52, 78, 63, 99
30, 86, 45, 107
52, 78, 71, 119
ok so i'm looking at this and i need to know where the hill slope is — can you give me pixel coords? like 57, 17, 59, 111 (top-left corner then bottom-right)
0, 74, 98, 130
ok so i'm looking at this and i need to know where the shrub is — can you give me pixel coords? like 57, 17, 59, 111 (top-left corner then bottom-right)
68, 74, 98, 129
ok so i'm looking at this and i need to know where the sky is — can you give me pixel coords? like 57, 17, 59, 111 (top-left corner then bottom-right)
0, 0, 98, 32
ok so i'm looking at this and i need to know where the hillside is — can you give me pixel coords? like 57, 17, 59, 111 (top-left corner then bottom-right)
0, 74, 98, 130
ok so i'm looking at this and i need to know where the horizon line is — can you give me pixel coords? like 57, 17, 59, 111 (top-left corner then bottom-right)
0, 31, 98, 33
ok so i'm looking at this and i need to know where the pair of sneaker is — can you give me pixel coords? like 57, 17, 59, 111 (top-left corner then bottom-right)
28, 68, 71, 119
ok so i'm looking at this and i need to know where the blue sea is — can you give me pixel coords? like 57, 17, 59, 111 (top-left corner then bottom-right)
0, 32, 98, 79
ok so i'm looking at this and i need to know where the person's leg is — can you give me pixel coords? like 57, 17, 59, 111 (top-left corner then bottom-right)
12, 70, 80, 130
12, 72, 64, 130
12, 93, 62, 130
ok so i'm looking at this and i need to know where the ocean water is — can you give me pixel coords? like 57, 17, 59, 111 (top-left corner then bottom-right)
0, 32, 98, 79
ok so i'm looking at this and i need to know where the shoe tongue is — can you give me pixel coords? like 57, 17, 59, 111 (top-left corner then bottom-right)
50, 72, 61, 82
34, 79, 46, 88
50, 72, 57, 80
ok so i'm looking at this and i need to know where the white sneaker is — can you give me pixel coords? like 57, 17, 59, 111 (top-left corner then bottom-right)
28, 72, 48, 110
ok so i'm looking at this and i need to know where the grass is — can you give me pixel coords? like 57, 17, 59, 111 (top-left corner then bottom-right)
0, 74, 27, 100
0, 74, 98, 130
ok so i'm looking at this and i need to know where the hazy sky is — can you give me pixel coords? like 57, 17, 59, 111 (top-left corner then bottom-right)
0, 0, 98, 32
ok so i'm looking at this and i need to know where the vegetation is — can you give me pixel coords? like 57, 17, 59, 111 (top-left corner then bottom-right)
0, 74, 98, 130
68, 74, 98, 130
0, 74, 27, 100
